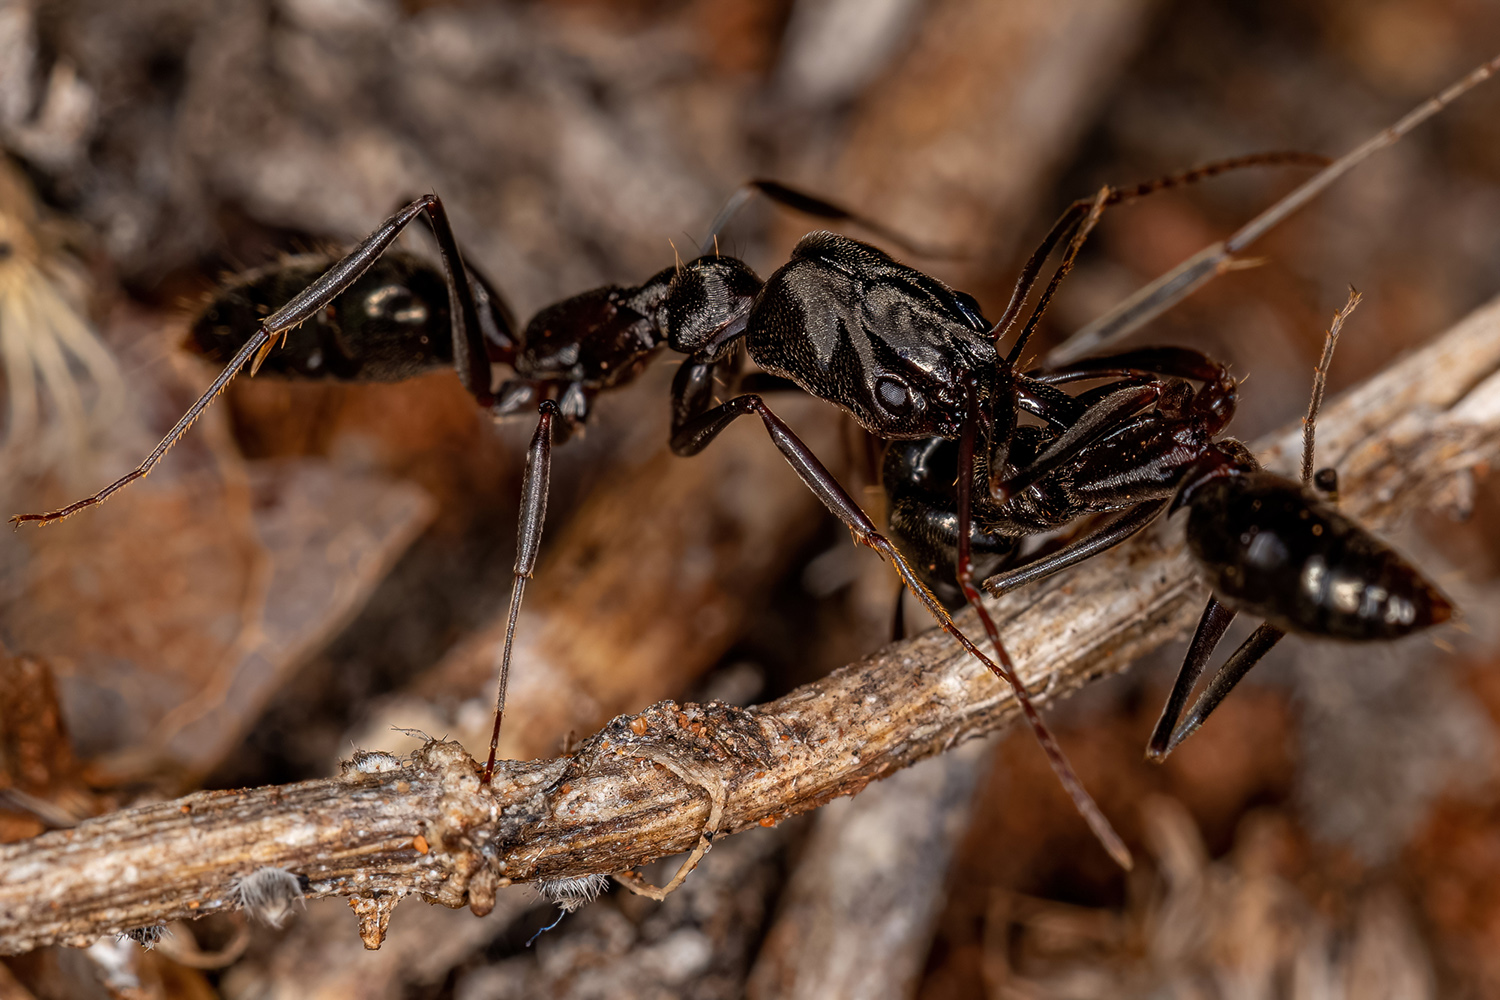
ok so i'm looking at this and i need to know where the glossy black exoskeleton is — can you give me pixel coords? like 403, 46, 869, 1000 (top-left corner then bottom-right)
19, 154, 1432, 872
193, 252, 462, 382
884, 329, 1453, 763
1182, 471, 1448, 641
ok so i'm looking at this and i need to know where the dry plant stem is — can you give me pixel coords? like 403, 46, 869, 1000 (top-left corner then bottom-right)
3, 297, 1500, 955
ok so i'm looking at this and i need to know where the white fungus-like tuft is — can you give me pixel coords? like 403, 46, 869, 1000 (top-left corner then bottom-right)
538, 873, 611, 913
233, 867, 305, 928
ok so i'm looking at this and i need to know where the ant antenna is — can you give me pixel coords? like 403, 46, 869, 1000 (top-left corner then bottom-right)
1302, 287, 1361, 486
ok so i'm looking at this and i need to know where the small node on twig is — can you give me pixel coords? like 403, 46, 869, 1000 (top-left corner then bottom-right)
348, 894, 400, 950
233, 867, 305, 928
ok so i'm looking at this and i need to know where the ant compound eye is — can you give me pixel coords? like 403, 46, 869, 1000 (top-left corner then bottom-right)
874, 375, 913, 417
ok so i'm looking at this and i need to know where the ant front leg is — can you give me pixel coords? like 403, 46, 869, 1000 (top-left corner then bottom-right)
483, 400, 559, 784
669, 394, 1040, 711
15, 194, 497, 525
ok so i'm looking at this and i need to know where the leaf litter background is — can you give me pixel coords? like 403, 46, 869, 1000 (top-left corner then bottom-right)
1, 0, 1499, 997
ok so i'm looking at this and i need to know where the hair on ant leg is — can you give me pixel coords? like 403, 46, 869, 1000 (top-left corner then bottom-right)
233, 867, 306, 928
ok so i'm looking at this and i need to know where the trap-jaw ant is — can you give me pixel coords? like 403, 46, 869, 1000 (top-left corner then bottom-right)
15, 54, 1499, 875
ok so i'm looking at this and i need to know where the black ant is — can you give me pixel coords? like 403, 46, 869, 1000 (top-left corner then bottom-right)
13, 54, 1497, 873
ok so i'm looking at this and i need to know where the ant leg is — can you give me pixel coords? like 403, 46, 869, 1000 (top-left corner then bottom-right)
1158, 623, 1286, 759
14, 194, 495, 526
1149, 290, 1362, 762
1029, 346, 1229, 385
670, 366, 1133, 869
1302, 288, 1361, 485
700, 180, 961, 260
1143, 597, 1237, 762
952, 393, 1132, 869
983, 498, 1169, 598
482, 400, 560, 784
990, 383, 1164, 505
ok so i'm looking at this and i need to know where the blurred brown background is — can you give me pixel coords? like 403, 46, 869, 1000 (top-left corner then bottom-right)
1, 0, 1499, 997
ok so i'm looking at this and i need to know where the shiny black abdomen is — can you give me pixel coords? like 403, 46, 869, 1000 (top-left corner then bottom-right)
191, 252, 453, 381
1186, 472, 1450, 639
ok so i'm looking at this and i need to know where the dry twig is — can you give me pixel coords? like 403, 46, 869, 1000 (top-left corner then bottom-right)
2, 296, 1499, 955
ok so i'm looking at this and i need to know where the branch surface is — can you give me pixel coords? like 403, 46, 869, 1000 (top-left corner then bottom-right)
3, 297, 1500, 955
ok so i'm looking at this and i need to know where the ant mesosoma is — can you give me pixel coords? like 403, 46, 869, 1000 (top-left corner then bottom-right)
13, 53, 1497, 873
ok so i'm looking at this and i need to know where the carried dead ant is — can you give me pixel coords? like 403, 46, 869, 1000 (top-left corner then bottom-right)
893, 292, 1451, 764
14, 54, 1498, 873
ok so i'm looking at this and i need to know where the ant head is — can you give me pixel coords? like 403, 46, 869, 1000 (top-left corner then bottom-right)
665, 255, 763, 358
747, 232, 1001, 439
